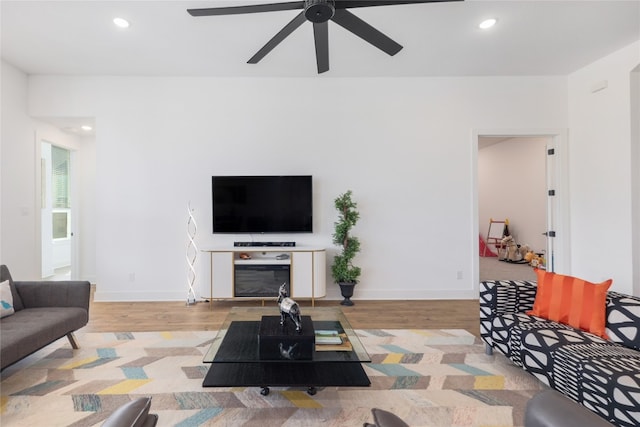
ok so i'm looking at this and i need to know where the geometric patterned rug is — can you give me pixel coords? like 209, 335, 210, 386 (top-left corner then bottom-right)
0, 329, 546, 427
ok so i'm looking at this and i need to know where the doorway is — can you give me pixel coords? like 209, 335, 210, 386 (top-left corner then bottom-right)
478, 136, 548, 282
473, 130, 570, 287
41, 142, 75, 280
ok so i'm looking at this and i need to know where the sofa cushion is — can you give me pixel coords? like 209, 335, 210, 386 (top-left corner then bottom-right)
0, 265, 24, 311
519, 326, 608, 388
1, 280, 15, 318
527, 269, 612, 338
507, 317, 574, 368
0, 307, 89, 369
490, 312, 544, 363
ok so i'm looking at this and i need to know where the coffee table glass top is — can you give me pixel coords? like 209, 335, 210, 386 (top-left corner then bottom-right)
203, 306, 370, 363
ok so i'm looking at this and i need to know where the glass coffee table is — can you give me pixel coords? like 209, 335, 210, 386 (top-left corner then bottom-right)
203, 307, 371, 395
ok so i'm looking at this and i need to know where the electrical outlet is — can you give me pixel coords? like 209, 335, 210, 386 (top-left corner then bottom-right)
456, 270, 463, 280
128, 273, 136, 282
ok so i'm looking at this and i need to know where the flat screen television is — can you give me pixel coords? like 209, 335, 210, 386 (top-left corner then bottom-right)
212, 175, 312, 233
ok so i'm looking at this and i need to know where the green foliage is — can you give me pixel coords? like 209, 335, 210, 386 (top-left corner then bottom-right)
331, 191, 361, 284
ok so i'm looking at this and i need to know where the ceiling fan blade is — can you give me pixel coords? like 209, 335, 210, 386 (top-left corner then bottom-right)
335, 0, 464, 9
248, 11, 307, 64
188, 1, 304, 17
313, 22, 330, 73
331, 9, 402, 56
334, 0, 462, 9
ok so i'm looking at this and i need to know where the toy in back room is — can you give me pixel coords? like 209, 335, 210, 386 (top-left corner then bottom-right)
499, 235, 532, 263
524, 251, 545, 268
500, 235, 523, 262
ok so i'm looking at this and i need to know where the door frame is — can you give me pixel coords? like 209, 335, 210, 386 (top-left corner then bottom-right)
472, 128, 570, 288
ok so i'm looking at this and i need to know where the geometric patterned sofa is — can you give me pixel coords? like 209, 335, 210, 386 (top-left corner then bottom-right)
480, 280, 640, 427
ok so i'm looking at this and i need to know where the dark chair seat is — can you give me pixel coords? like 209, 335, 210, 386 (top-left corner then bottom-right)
102, 397, 158, 427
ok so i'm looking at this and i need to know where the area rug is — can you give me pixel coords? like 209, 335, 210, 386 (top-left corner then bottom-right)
0, 329, 545, 427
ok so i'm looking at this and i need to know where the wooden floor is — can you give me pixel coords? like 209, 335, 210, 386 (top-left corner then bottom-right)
84, 298, 481, 337
74, 255, 526, 338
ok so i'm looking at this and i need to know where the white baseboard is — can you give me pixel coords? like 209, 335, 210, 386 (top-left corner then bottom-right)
93, 290, 191, 302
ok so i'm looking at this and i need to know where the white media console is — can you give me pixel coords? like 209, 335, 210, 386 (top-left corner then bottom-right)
201, 246, 326, 305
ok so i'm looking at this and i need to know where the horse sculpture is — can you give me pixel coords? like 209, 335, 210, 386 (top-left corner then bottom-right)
277, 283, 302, 332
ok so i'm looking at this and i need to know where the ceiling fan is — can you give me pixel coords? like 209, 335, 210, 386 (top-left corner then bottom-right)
187, 0, 462, 74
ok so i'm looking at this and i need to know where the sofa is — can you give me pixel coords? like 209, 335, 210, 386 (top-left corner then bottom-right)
1, 264, 91, 370
480, 274, 640, 427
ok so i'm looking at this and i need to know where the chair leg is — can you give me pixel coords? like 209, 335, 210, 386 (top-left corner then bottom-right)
67, 332, 80, 349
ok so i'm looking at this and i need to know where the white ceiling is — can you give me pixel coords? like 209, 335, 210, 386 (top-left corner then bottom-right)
2, 0, 639, 78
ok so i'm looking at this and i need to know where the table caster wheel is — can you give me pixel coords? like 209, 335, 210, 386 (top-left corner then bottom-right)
307, 387, 317, 396
260, 387, 270, 396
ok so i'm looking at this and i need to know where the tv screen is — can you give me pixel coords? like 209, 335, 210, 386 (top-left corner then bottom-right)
212, 175, 313, 233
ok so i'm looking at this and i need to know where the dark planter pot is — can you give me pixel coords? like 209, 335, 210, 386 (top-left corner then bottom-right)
338, 282, 356, 306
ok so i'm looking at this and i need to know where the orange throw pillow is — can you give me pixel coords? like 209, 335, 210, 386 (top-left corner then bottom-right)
527, 269, 612, 339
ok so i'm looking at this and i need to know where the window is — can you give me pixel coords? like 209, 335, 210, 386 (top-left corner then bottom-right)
51, 146, 71, 239
52, 212, 70, 239
52, 146, 70, 209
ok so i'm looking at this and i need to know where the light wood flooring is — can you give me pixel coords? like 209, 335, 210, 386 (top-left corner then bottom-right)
84, 298, 481, 337
83, 255, 541, 337
83, 256, 540, 337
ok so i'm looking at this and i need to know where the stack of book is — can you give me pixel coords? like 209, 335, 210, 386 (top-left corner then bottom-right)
315, 330, 352, 351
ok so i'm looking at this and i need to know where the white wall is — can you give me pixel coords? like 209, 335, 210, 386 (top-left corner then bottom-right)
478, 137, 548, 253
24, 75, 567, 301
568, 41, 640, 294
1, 61, 38, 277
76, 134, 97, 283
1, 60, 87, 280
7, 38, 640, 299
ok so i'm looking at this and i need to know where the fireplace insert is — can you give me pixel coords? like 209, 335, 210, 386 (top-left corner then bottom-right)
234, 264, 290, 298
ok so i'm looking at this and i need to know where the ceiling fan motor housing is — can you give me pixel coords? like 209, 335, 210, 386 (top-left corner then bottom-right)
304, 0, 335, 23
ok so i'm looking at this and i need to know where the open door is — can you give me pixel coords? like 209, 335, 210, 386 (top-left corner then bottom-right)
41, 142, 76, 280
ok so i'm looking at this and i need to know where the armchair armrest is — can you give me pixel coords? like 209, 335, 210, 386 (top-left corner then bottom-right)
480, 280, 537, 347
15, 280, 91, 313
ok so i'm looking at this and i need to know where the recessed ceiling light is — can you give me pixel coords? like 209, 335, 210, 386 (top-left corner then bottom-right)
113, 17, 130, 28
479, 18, 497, 30
81, 125, 93, 131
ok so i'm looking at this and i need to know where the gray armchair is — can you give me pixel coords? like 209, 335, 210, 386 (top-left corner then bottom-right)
525, 390, 614, 427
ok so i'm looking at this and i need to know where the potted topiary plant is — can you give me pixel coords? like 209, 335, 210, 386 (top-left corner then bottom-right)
331, 190, 361, 306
